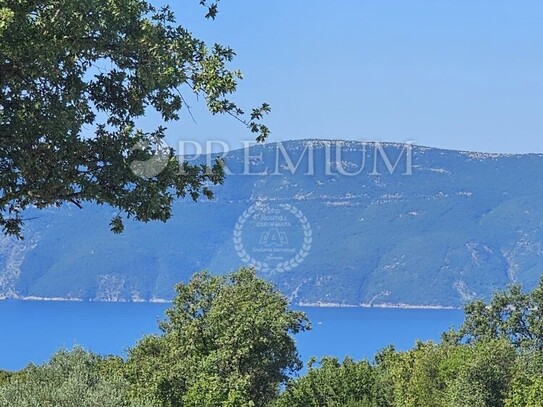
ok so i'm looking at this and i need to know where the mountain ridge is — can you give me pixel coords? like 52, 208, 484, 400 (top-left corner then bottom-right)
2, 139, 543, 307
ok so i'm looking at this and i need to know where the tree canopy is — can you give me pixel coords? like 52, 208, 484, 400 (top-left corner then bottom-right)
0, 0, 269, 237
0, 348, 130, 407
125, 267, 310, 407
445, 277, 543, 351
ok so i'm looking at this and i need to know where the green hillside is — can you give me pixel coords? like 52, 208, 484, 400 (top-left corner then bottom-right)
2, 139, 543, 307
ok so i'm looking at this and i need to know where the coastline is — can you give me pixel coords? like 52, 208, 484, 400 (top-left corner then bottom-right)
0, 296, 461, 309
297, 301, 460, 310
0, 295, 172, 303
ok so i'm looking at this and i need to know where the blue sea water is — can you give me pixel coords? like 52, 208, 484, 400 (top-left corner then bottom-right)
0, 300, 464, 372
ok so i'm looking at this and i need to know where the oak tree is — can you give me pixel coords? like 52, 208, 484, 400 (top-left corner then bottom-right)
0, 0, 269, 237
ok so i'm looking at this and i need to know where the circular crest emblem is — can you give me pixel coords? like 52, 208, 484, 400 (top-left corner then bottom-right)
233, 202, 312, 273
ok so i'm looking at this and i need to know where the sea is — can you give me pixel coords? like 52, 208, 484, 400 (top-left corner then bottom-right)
0, 300, 464, 372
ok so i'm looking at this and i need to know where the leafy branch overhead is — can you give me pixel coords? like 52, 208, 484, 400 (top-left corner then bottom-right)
0, 0, 270, 237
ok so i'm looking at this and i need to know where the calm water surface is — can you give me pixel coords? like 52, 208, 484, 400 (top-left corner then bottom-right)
0, 300, 464, 371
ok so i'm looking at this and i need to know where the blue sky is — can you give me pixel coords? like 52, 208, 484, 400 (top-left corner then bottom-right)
152, 0, 542, 153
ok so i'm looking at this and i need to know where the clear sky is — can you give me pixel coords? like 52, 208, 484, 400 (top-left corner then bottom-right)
152, 0, 542, 154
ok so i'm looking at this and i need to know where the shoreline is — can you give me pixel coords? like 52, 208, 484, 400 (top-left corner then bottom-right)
297, 301, 460, 310
0, 296, 461, 310
0, 296, 172, 303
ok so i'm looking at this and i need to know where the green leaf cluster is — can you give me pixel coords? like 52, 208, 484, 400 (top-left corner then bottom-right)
0, 0, 269, 237
273, 356, 378, 407
448, 277, 543, 351
123, 267, 310, 407
0, 348, 132, 407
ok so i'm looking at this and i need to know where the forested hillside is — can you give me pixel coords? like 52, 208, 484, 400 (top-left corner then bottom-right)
2, 140, 543, 307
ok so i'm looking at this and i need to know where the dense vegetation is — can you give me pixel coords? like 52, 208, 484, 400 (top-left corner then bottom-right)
2, 270, 543, 407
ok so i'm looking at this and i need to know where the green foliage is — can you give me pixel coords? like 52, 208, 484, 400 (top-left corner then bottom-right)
373, 342, 448, 407
505, 351, 543, 407
506, 374, 543, 407
0, 347, 132, 407
0, 371, 11, 387
273, 357, 377, 407
444, 340, 516, 407
451, 277, 543, 351
5, 273, 543, 406
124, 267, 310, 407
0, 0, 269, 237
371, 277, 543, 407
373, 339, 517, 407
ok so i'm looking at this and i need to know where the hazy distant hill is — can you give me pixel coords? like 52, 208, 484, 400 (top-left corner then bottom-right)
2, 139, 543, 307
